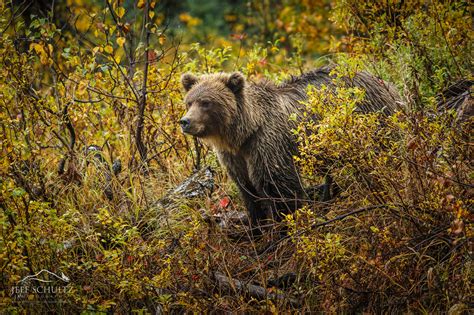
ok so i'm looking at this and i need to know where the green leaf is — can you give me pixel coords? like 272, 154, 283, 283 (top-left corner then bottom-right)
12, 188, 26, 197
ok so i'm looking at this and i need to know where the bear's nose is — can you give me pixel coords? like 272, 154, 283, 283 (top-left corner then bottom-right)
179, 118, 190, 131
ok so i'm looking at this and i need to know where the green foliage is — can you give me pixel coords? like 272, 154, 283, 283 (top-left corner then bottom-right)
0, 0, 472, 313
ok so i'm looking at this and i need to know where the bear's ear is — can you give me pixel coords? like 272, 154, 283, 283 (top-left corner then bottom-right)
181, 73, 199, 92
226, 72, 245, 94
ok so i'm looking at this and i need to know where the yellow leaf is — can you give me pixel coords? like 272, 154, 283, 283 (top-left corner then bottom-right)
77, 80, 88, 95
29, 43, 51, 65
92, 46, 101, 55
104, 45, 113, 54
76, 14, 91, 32
116, 37, 126, 47
149, 11, 155, 19
137, 0, 145, 9
179, 13, 191, 23
114, 54, 121, 64
187, 16, 201, 27
154, 15, 164, 25
70, 56, 80, 66
116, 7, 125, 19
29, 43, 44, 54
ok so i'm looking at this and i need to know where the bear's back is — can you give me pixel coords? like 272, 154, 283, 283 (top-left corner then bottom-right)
276, 66, 401, 115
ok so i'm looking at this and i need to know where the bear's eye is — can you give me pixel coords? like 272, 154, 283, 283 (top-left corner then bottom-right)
200, 101, 211, 109
186, 102, 192, 108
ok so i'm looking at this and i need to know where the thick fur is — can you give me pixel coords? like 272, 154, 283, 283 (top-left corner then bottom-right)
180, 66, 401, 227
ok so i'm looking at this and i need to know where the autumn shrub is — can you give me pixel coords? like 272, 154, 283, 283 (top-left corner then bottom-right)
284, 1, 472, 312
288, 75, 471, 312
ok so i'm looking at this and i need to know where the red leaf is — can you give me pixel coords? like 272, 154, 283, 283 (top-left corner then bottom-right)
147, 50, 158, 63
219, 196, 231, 208
230, 33, 246, 40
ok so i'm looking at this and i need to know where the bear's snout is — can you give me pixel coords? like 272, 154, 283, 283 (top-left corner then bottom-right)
179, 117, 191, 132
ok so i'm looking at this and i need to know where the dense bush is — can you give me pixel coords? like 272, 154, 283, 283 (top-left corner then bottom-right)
1, 0, 471, 313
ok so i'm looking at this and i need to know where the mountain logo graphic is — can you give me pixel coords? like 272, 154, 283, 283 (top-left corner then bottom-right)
18, 270, 70, 284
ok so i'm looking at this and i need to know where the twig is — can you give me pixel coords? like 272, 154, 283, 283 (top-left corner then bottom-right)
135, 0, 151, 164
213, 272, 300, 307
61, 102, 75, 151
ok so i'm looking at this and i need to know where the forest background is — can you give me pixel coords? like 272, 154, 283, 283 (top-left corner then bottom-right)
0, 0, 472, 313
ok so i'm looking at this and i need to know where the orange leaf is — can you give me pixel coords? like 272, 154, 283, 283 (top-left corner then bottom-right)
219, 197, 231, 208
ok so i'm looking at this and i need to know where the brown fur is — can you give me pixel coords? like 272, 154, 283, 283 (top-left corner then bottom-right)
180, 67, 401, 228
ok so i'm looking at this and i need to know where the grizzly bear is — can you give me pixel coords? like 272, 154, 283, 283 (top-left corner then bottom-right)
180, 67, 400, 230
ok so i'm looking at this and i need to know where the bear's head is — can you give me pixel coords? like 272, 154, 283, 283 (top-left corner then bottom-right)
179, 72, 245, 142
